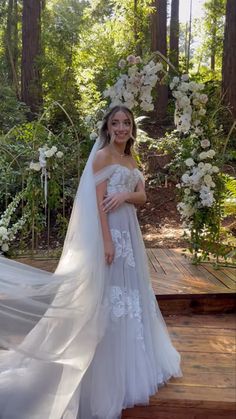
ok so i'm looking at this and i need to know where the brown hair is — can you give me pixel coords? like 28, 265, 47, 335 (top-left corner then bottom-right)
99, 106, 137, 155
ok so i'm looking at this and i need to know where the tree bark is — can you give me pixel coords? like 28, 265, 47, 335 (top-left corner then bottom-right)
169, 0, 179, 73
222, 0, 236, 119
151, 0, 168, 121
5, 0, 19, 94
21, 0, 43, 115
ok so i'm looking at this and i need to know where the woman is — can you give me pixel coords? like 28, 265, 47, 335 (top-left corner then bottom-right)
0, 106, 181, 419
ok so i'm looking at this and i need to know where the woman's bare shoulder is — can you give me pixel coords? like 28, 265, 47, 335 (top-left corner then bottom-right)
93, 147, 112, 173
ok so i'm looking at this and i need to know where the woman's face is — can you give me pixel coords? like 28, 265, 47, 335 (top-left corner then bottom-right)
107, 111, 132, 145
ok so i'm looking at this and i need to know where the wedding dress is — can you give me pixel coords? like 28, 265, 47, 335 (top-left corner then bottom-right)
0, 139, 182, 419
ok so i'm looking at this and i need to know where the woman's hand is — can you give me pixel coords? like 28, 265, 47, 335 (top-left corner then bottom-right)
102, 192, 128, 213
104, 240, 115, 265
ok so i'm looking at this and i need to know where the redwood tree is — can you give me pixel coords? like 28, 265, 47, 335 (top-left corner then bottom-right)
169, 0, 179, 73
21, 0, 43, 115
222, 0, 236, 119
151, 0, 168, 121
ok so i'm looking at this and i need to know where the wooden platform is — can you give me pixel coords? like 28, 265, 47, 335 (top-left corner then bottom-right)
147, 248, 236, 315
122, 313, 236, 419
5, 252, 236, 417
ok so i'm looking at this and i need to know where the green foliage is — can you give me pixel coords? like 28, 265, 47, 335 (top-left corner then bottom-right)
0, 85, 28, 133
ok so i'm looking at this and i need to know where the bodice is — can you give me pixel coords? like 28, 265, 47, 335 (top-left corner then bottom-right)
106, 165, 142, 195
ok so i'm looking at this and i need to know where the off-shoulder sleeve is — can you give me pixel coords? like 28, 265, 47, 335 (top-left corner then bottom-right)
93, 165, 117, 186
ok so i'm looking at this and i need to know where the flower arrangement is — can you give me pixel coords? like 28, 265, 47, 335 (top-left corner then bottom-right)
0, 191, 28, 253
29, 145, 64, 205
103, 54, 164, 112
170, 75, 230, 262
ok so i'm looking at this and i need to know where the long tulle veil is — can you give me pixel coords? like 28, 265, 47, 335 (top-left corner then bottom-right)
0, 138, 108, 418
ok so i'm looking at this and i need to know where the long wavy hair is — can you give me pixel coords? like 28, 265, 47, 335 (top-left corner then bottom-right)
99, 106, 137, 155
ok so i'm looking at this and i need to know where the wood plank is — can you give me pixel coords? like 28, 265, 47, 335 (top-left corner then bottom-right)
151, 248, 183, 277
221, 268, 236, 282
165, 314, 236, 329
201, 264, 236, 290
122, 313, 236, 418
146, 249, 165, 275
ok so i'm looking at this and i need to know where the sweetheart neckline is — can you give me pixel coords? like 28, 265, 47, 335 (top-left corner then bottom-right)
107, 164, 140, 173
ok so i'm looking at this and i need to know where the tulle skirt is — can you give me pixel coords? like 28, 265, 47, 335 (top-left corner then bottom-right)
67, 203, 182, 419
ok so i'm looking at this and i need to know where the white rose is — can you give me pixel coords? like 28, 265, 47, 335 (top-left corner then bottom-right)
198, 162, 205, 169
200, 139, 210, 149
207, 149, 216, 158
185, 158, 195, 167
118, 59, 126, 69
56, 151, 63, 158
0, 226, 8, 236
1, 243, 9, 252
199, 151, 207, 160
212, 166, 219, 173
135, 56, 142, 64
204, 163, 212, 171
30, 162, 41, 171
51, 146, 57, 155
204, 174, 213, 185
44, 150, 53, 158
200, 94, 208, 104
127, 55, 136, 64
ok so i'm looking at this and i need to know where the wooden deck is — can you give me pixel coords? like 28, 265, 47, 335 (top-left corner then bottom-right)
5, 251, 236, 418
122, 313, 236, 419
147, 248, 236, 315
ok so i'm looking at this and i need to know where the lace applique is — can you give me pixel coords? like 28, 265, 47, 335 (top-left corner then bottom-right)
111, 229, 135, 267
108, 286, 144, 345
107, 166, 141, 195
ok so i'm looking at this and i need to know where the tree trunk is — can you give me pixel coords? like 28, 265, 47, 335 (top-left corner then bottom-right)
222, 0, 236, 119
169, 0, 179, 73
21, 0, 43, 115
5, 0, 19, 94
151, 0, 168, 122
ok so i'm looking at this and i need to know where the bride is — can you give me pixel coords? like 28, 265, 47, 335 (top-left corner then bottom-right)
0, 105, 182, 419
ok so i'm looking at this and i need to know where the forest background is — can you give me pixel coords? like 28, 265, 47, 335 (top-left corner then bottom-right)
0, 0, 235, 260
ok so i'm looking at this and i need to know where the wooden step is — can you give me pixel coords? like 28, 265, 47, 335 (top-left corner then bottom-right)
122, 314, 236, 419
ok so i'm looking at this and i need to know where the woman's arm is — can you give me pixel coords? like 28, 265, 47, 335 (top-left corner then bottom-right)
93, 152, 115, 265
102, 179, 146, 212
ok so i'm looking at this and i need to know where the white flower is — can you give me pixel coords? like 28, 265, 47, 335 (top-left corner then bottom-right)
84, 115, 92, 124
204, 163, 212, 171
198, 162, 205, 169
198, 108, 206, 116
207, 149, 216, 158
199, 151, 207, 160
127, 55, 136, 64
212, 166, 219, 173
200, 94, 208, 104
204, 174, 213, 186
56, 151, 63, 158
135, 56, 142, 64
90, 132, 97, 141
30, 162, 41, 171
44, 149, 54, 158
51, 146, 57, 155
181, 74, 189, 82
0, 226, 8, 236
155, 62, 163, 72
118, 59, 126, 69
182, 173, 190, 183
1, 243, 9, 252
185, 158, 195, 167
200, 139, 210, 149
